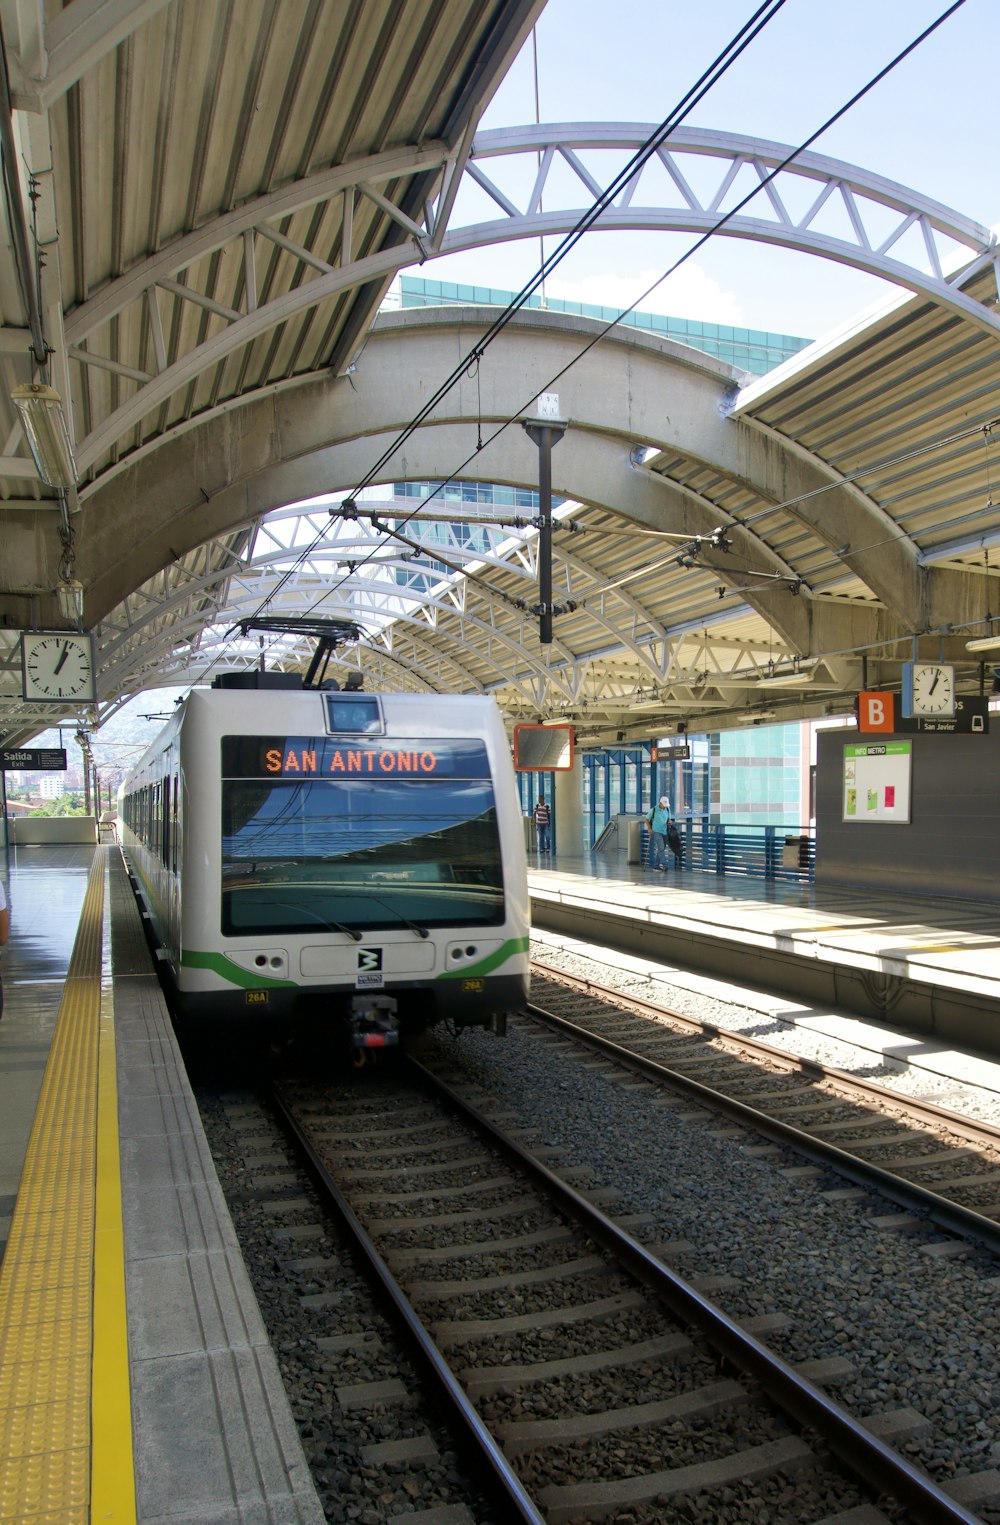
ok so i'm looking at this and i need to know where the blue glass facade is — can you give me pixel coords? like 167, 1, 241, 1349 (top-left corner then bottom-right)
391, 278, 813, 841
399, 276, 811, 376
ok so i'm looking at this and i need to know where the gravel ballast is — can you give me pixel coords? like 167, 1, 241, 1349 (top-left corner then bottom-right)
430, 933, 1000, 1512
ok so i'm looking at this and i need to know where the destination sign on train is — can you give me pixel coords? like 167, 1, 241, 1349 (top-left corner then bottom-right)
222, 736, 491, 779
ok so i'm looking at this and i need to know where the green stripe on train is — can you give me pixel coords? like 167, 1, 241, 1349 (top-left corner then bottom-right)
182, 934, 529, 989
437, 936, 530, 979
181, 949, 296, 989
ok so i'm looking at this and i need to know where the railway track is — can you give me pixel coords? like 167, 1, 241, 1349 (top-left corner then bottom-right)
527, 965, 1000, 1256
270, 1057, 984, 1524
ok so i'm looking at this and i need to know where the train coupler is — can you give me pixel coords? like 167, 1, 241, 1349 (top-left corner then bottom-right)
350, 994, 400, 1052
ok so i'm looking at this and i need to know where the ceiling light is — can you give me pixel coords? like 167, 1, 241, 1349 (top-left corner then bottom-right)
756, 671, 809, 688
55, 578, 85, 626
965, 634, 1000, 652
755, 658, 817, 688
11, 382, 78, 488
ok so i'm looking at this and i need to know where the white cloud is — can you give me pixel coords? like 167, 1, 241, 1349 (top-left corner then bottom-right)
544, 264, 744, 326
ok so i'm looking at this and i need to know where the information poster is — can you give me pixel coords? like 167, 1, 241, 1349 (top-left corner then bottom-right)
843, 741, 911, 824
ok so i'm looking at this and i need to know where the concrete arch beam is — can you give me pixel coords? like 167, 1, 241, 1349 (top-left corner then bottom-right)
0, 306, 971, 653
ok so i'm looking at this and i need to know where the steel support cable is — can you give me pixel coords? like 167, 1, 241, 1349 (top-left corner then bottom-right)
317, 0, 972, 631
345, 0, 791, 498
463, 0, 973, 484
222, 0, 969, 679
388, 0, 972, 622
342, 0, 967, 518
230, 0, 791, 646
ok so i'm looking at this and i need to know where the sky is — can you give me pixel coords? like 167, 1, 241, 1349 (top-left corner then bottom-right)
422, 0, 997, 341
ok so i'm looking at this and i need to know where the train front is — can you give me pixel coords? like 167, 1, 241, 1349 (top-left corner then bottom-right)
184, 686, 529, 1050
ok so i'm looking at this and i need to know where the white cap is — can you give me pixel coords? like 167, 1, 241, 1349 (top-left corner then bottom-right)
658, 796, 669, 807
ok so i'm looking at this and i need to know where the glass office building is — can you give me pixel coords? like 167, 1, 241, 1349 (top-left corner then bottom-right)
391, 278, 815, 835
399, 276, 811, 376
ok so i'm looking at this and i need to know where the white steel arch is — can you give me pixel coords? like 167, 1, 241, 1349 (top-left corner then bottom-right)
66, 124, 999, 489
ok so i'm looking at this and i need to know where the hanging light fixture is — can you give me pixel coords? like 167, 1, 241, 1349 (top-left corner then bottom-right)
55, 577, 85, 627
756, 658, 818, 688
11, 382, 78, 488
965, 629, 1000, 652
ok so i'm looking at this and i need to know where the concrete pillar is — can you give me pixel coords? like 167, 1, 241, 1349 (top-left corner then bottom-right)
553, 756, 584, 858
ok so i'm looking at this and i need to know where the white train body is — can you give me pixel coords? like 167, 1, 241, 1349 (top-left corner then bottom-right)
118, 681, 529, 1042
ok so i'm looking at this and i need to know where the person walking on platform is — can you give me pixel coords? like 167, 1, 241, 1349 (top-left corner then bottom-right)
533, 795, 552, 854
666, 816, 684, 870
645, 796, 671, 871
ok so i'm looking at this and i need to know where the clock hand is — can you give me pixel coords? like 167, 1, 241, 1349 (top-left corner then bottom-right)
928, 671, 939, 694
53, 641, 70, 675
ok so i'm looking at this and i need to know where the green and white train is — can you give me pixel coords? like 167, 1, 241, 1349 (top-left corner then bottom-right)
118, 676, 530, 1049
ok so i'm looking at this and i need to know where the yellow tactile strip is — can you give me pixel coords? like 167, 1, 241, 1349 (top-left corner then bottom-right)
0, 848, 135, 1523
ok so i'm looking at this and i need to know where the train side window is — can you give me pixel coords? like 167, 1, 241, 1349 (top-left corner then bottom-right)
162, 775, 171, 866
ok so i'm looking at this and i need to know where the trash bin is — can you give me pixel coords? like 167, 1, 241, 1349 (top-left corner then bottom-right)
782, 834, 809, 869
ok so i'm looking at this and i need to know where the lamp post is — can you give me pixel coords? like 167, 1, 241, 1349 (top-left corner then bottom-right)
522, 393, 567, 645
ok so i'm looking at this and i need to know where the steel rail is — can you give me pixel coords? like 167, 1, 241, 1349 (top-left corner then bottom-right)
525, 989, 1000, 1258
531, 960, 1000, 1150
407, 1053, 981, 1525
270, 1081, 546, 1525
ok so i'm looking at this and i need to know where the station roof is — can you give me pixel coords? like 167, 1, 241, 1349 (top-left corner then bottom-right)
0, 1, 998, 751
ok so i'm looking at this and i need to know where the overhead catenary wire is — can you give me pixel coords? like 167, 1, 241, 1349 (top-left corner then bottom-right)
344, 0, 791, 499
223, 396, 1000, 685
321, 0, 972, 618
230, 0, 793, 644
220, 0, 970, 682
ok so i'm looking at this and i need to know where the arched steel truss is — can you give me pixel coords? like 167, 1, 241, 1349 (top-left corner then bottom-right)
64, 124, 998, 489
84, 495, 805, 730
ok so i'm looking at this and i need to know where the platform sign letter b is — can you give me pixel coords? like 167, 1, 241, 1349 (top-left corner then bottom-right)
859, 691, 894, 733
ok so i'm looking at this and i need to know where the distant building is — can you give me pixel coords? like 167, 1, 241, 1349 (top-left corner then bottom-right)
39, 775, 66, 800
399, 275, 812, 377
393, 276, 818, 836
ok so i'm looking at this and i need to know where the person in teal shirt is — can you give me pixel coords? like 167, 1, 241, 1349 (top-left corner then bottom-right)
645, 796, 671, 871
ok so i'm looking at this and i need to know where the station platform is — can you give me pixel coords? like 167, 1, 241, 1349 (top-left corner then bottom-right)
529, 855, 1000, 1058
0, 842, 324, 1525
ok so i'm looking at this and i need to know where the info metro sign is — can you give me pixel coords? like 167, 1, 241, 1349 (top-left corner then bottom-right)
0, 747, 67, 771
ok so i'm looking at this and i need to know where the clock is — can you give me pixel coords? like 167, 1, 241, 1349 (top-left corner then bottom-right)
900, 661, 954, 718
21, 631, 96, 703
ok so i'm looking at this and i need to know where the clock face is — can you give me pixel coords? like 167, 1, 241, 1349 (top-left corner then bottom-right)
911, 662, 954, 716
21, 632, 96, 703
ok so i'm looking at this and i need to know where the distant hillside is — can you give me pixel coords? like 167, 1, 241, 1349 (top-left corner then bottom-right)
29, 688, 188, 779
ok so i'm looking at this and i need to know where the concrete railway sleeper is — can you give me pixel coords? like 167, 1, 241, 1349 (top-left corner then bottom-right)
265, 1058, 982, 1524
526, 968, 1000, 1257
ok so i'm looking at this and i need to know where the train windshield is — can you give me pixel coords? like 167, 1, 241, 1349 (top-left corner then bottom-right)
220, 735, 503, 935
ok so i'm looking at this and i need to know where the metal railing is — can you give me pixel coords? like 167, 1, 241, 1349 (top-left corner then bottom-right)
639, 821, 815, 884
